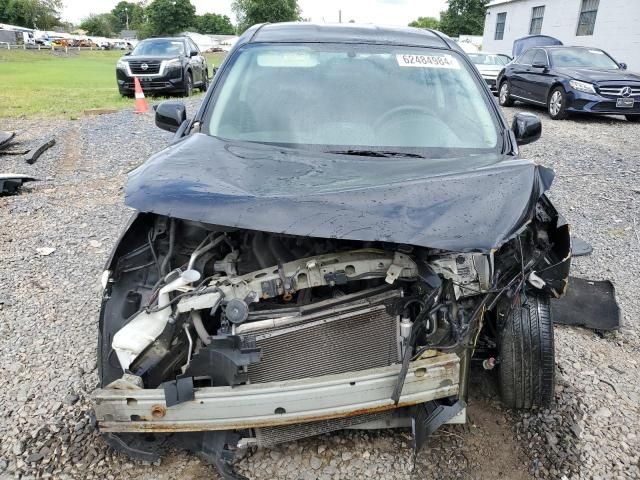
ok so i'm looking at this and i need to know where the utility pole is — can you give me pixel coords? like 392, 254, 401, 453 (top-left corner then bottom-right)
339, 9, 342, 23
125, 6, 129, 30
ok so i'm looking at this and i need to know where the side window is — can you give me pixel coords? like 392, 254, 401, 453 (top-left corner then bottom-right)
187, 39, 198, 54
518, 50, 536, 65
495, 12, 507, 40
532, 50, 548, 66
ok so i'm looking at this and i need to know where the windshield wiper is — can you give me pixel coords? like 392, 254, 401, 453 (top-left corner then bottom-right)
326, 149, 425, 159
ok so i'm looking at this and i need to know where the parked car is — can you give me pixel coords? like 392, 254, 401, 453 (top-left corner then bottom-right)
468, 52, 512, 93
498, 46, 640, 121
95, 23, 570, 480
116, 36, 208, 97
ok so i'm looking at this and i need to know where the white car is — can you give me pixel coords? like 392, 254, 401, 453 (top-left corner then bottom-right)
468, 52, 512, 94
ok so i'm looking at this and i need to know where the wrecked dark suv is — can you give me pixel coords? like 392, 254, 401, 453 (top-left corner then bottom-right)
94, 23, 571, 479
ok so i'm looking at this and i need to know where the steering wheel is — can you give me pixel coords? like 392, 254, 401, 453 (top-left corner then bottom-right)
374, 105, 435, 131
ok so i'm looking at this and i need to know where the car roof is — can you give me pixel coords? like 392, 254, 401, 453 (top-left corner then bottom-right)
541, 45, 603, 51
245, 22, 455, 49
142, 37, 187, 42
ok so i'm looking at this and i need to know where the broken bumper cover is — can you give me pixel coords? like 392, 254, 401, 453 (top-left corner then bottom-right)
94, 354, 460, 433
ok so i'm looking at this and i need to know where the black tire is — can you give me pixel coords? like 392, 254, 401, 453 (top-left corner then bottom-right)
499, 293, 555, 410
183, 71, 193, 97
625, 115, 640, 122
547, 86, 569, 120
498, 80, 514, 107
200, 70, 209, 92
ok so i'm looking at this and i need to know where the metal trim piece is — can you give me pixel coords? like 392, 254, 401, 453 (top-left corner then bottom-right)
94, 354, 460, 433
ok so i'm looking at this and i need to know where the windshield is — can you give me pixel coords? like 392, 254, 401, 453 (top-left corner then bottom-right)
468, 53, 510, 66
131, 39, 185, 56
206, 43, 500, 158
549, 48, 619, 69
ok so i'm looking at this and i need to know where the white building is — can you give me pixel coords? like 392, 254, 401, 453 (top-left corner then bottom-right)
482, 0, 640, 69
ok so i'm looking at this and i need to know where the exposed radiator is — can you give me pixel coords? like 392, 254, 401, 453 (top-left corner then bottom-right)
238, 288, 402, 384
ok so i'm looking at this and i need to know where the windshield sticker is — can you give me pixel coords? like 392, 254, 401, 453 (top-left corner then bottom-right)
257, 51, 318, 68
396, 54, 460, 69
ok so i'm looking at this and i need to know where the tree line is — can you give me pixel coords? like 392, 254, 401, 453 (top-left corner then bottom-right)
2, 0, 488, 40
409, 0, 488, 37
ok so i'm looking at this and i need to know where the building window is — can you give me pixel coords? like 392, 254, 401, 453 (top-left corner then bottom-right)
529, 6, 545, 35
495, 12, 507, 40
577, 0, 599, 36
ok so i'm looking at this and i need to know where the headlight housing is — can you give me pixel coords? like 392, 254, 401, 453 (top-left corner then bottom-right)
116, 59, 128, 70
569, 80, 596, 94
164, 58, 182, 68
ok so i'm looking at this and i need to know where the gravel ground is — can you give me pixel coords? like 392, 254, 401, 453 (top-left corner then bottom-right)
0, 100, 638, 480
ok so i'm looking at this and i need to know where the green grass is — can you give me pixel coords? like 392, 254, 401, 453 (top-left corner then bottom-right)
0, 49, 227, 119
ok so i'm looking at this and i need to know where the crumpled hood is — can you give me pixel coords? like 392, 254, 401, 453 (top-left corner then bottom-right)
126, 134, 554, 252
557, 67, 640, 83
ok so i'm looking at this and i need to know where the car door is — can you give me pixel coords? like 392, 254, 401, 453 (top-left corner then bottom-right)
510, 50, 536, 98
528, 49, 553, 103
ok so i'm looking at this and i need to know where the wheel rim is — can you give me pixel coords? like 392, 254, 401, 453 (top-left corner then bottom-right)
549, 91, 562, 116
500, 83, 509, 104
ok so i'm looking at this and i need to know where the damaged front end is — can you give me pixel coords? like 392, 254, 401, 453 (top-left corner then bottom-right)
94, 186, 570, 477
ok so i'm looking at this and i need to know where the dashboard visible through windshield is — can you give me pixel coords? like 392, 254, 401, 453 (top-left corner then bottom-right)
205, 43, 501, 158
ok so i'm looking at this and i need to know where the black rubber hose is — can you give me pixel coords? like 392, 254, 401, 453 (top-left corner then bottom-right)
160, 219, 176, 276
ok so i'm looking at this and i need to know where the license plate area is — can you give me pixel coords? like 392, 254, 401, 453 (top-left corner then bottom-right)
616, 97, 634, 108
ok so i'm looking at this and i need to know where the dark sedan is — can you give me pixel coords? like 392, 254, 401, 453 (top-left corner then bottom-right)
497, 46, 640, 121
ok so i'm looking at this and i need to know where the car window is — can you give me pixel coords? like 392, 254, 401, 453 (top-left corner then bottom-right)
132, 39, 185, 56
549, 48, 619, 69
205, 43, 500, 158
188, 39, 199, 54
532, 50, 548, 66
517, 50, 536, 65
468, 53, 508, 66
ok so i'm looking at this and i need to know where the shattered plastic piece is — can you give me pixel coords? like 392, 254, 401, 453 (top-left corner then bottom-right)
0, 174, 35, 196
36, 247, 56, 256
552, 276, 620, 331
0, 131, 16, 149
571, 236, 593, 257
25, 138, 55, 165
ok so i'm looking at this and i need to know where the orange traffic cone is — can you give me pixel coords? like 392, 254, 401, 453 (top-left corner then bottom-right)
133, 77, 148, 114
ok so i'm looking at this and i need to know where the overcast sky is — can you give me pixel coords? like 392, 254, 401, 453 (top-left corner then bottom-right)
61, 0, 448, 26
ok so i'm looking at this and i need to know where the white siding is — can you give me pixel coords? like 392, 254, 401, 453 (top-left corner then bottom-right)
482, 0, 640, 69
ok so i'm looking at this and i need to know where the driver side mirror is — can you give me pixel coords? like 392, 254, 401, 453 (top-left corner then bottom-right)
189, 50, 199, 57
155, 101, 187, 133
512, 112, 541, 146
532, 62, 548, 71
619, 62, 628, 70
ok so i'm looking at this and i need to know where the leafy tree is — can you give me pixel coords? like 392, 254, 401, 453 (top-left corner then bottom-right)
408, 16, 440, 30
1, 0, 62, 29
232, 0, 300, 33
79, 13, 117, 37
110, 1, 145, 32
438, 0, 488, 36
146, 0, 196, 36
195, 13, 234, 35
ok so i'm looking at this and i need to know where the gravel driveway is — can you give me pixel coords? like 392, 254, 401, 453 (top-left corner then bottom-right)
0, 101, 638, 480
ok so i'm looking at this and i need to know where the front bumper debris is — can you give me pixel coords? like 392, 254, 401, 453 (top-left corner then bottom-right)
94, 354, 460, 433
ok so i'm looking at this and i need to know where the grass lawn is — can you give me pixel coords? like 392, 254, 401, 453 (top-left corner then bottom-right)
0, 49, 227, 119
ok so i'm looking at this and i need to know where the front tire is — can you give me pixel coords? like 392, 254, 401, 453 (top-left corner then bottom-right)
183, 72, 193, 97
200, 70, 209, 92
548, 87, 569, 120
499, 80, 514, 107
499, 293, 555, 410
